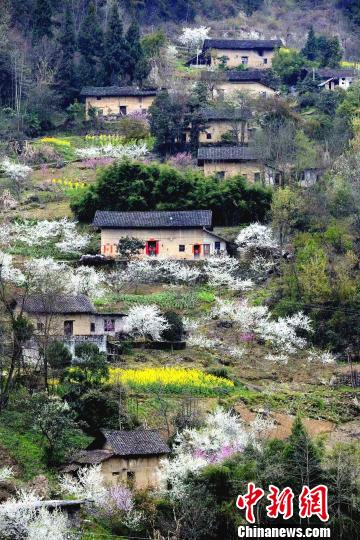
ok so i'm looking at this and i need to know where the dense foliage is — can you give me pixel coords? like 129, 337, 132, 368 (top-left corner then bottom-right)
71, 160, 272, 225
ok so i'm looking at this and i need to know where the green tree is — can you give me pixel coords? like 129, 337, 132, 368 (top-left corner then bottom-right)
32, 0, 52, 42
149, 90, 189, 154
301, 26, 317, 61
271, 187, 303, 248
284, 417, 324, 491
57, 3, 76, 104
62, 343, 108, 387
78, 1, 103, 85
117, 236, 145, 259
47, 341, 72, 370
301, 29, 342, 68
162, 311, 184, 342
103, 2, 126, 84
272, 48, 307, 86
125, 21, 149, 84
29, 393, 83, 465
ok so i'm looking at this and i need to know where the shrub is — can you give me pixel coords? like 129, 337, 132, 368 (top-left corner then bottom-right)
162, 311, 184, 341
47, 341, 72, 370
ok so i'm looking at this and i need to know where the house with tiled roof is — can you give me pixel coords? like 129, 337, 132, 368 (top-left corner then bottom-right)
63, 429, 170, 489
186, 38, 283, 69
15, 294, 127, 358
185, 106, 254, 145
197, 145, 262, 181
93, 209, 227, 259
80, 86, 158, 119
200, 69, 277, 98
302, 67, 358, 91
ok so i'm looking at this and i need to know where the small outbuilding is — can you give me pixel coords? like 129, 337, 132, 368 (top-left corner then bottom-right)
63, 429, 170, 490
197, 145, 262, 181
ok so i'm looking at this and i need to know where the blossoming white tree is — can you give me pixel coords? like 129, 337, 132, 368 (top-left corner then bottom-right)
160, 408, 270, 499
211, 298, 312, 354
76, 141, 148, 160
0, 489, 72, 540
178, 26, 210, 65
236, 223, 279, 252
123, 305, 170, 341
1, 157, 32, 198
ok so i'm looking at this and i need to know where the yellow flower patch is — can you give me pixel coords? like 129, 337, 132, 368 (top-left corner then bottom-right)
108, 367, 234, 396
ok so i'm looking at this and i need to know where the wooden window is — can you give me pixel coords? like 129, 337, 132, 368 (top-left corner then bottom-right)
37, 322, 44, 332
104, 319, 115, 332
119, 106, 127, 115
241, 56, 248, 64
112, 471, 120, 476
203, 244, 210, 257
254, 172, 261, 182
179, 245, 185, 252
64, 320, 74, 337
263, 58, 268, 64
206, 132, 212, 140
90, 322, 95, 333
216, 171, 225, 180
215, 241, 221, 251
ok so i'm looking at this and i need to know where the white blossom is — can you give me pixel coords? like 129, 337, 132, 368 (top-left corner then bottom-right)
307, 349, 336, 364
27, 507, 71, 540
204, 254, 253, 291
59, 465, 107, 506
236, 223, 278, 252
182, 317, 200, 333
227, 346, 246, 360
123, 304, 170, 341
160, 408, 253, 499
0, 467, 13, 481
1, 158, 32, 182
179, 26, 210, 50
0, 251, 25, 284
76, 142, 148, 160
69, 266, 106, 299
187, 334, 221, 349
211, 299, 311, 354
265, 353, 289, 364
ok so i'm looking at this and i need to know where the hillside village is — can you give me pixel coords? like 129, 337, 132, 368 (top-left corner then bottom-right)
0, 0, 359, 538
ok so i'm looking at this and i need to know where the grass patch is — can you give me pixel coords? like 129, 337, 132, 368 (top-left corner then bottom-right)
0, 425, 46, 480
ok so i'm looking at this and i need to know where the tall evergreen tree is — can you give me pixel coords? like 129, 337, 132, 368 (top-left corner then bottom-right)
32, 0, 53, 43
302, 26, 317, 62
103, 2, 126, 84
78, 1, 103, 85
284, 417, 324, 492
125, 21, 143, 82
57, 3, 76, 103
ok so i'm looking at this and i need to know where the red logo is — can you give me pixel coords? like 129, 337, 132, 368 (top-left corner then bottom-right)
299, 485, 329, 522
236, 482, 265, 524
236, 483, 329, 524
266, 485, 295, 519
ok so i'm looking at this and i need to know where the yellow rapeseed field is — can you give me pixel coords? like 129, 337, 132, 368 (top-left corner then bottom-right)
108, 367, 234, 396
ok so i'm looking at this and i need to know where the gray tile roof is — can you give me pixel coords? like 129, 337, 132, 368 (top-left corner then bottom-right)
314, 68, 357, 79
22, 294, 96, 314
203, 39, 283, 51
80, 86, 158, 97
102, 429, 170, 456
93, 210, 213, 229
198, 146, 258, 161
71, 450, 115, 465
